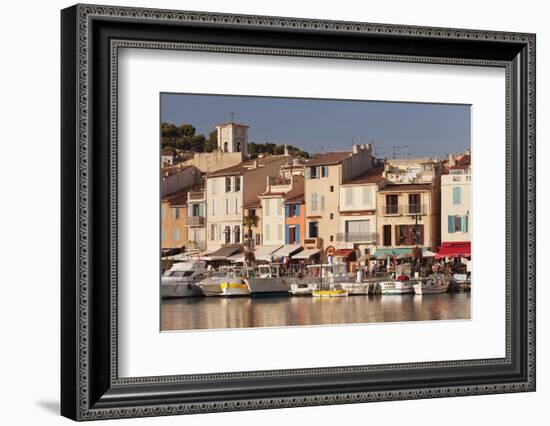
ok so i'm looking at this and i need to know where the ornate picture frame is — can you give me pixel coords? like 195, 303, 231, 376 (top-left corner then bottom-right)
61, 4, 535, 420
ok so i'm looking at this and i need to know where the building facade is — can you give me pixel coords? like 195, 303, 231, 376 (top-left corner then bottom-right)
161, 190, 189, 250
304, 144, 375, 260
375, 158, 442, 255
338, 165, 384, 257
205, 155, 289, 252
185, 186, 206, 251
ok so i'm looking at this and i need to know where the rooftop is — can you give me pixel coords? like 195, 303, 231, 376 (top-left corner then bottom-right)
206, 155, 287, 178
305, 151, 351, 166
162, 188, 189, 206
342, 165, 385, 185
215, 122, 250, 128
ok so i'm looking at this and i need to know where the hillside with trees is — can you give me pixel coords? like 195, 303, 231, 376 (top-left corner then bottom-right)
161, 122, 309, 158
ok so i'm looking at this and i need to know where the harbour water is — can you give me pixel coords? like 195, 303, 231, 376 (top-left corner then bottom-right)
161, 292, 470, 331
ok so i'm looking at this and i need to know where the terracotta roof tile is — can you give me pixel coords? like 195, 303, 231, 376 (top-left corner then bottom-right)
342, 165, 385, 185
305, 151, 351, 166
206, 155, 287, 177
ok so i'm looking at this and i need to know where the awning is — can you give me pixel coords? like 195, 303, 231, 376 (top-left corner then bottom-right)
207, 244, 243, 259
422, 250, 437, 258
333, 249, 355, 258
292, 248, 321, 259
254, 245, 282, 262
228, 254, 245, 263
437, 242, 471, 258
374, 248, 429, 257
273, 244, 302, 257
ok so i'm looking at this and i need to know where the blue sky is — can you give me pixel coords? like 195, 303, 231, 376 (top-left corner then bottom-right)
161, 93, 470, 158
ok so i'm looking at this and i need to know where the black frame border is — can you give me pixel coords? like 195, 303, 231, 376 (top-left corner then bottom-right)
61, 4, 536, 421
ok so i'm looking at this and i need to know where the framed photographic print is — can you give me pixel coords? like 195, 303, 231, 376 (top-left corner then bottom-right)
61, 4, 536, 421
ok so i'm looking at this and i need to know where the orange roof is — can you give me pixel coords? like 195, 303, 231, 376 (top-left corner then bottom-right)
161, 189, 189, 206
342, 165, 385, 185
206, 155, 287, 178
305, 151, 351, 166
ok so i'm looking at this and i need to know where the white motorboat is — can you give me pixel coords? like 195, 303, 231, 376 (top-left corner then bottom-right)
289, 282, 315, 296
449, 273, 471, 292
198, 269, 231, 297
220, 268, 251, 297
413, 274, 449, 295
380, 276, 415, 295
161, 260, 207, 298
245, 264, 293, 295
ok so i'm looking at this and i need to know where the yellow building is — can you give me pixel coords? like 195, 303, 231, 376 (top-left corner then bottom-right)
161, 189, 189, 251
304, 144, 375, 260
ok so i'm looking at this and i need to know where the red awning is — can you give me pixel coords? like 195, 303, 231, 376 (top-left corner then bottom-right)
333, 249, 355, 258
437, 242, 471, 258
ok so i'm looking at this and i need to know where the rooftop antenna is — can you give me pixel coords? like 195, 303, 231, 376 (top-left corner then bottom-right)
230, 111, 235, 123
392, 145, 410, 159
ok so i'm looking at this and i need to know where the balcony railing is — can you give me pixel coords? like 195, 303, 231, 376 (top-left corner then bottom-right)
404, 204, 427, 215
382, 204, 402, 215
336, 232, 378, 243
187, 216, 205, 226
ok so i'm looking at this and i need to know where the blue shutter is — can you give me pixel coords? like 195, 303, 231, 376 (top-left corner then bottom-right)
457, 187, 462, 204
448, 216, 453, 233
285, 225, 290, 244
199, 204, 204, 217
295, 225, 300, 243
462, 215, 468, 233
295, 204, 300, 216
285, 205, 290, 217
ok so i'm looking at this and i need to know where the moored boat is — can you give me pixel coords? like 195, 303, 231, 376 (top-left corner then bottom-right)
161, 260, 207, 298
245, 264, 293, 295
380, 275, 414, 295
220, 269, 251, 297
413, 274, 449, 295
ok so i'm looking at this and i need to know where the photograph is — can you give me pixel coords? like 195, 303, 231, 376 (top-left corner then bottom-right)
159, 94, 472, 331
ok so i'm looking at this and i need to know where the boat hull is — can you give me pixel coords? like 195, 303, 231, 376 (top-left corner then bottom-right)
220, 282, 250, 297
161, 282, 203, 298
246, 277, 293, 294
312, 289, 348, 297
413, 283, 449, 295
380, 281, 414, 295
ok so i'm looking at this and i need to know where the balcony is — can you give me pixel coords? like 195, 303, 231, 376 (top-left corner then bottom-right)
404, 204, 427, 216
336, 232, 378, 243
187, 216, 205, 226
382, 204, 402, 216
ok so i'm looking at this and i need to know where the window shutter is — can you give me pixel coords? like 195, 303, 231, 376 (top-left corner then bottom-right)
320, 196, 325, 211
448, 216, 453, 233
285, 225, 290, 244
463, 215, 468, 233
295, 225, 300, 243
295, 204, 300, 216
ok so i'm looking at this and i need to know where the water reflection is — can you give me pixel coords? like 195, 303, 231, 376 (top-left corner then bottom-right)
161, 293, 471, 331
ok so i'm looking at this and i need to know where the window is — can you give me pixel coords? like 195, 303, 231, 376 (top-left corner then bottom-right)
212, 179, 218, 195
330, 186, 334, 192
385, 194, 399, 214
308, 166, 318, 179
320, 196, 325, 211
330, 213, 334, 220
161, 205, 166, 220
321, 166, 329, 177
248, 209, 256, 219
225, 199, 229, 214
234, 226, 241, 243
330, 235, 334, 242
174, 207, 180, 219
362, 187, 371, 206
345, 220, 370, 234
235, 198, 239, 214
264, 224, 271, 241
264, 199, 271, 216
408, 193, 421, 214
345, 188, 353, 206
277, 224, 283, 241
225, 177, 232, 192
448, 215, 469, 233
309, 221, 319, 238
311, 193, 318, 211
277, 198, 283, 215
287, 204, 296, 217
223, 226, 231, 244
395, 225, 424, 246
383, 225, 391, 246
452, 186, 462, 205
234, 176, 241, 192
210, 224, 216, 241
173, 228, 180, 241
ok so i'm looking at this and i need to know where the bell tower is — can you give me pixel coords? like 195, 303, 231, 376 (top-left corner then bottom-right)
215, 118, 249, 158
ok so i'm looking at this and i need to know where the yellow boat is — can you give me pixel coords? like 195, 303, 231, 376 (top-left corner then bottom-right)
312, 289, 349, 297
220, 280, 250, 297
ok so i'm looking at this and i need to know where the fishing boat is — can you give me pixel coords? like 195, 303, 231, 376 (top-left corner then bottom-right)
245, 264, 293, 295
306, 264, 349, 297
413, 274, 449, 295
289, 282, 315, 296
161, 260, 207, 298
380, 275, 414, 295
